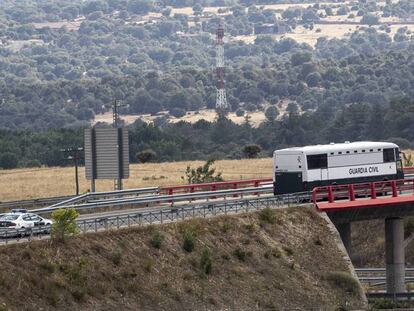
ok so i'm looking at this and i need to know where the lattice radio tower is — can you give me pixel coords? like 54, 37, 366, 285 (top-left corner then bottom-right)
215, 19, 229, 115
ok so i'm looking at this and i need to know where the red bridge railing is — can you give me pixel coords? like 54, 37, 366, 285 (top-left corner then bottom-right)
312, 179, 414, 204
159, 166, 413, 198
160, 178, 273, 196
404, 166, 414, 174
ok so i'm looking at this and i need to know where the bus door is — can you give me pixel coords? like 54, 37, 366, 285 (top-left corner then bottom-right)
307, 153, 328, 182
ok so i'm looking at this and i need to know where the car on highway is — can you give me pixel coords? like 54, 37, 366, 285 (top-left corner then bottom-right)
0, 212, 53, 236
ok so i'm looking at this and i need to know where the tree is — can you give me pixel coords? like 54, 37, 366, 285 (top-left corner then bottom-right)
136, 149, 157, 163
193, 3, 203, 16
265, 106, 278, 122
361, 14, 379, 25
306, 72, 322, 87
0, 152, 18, 169
127, 0, 152, 14
236, 108, 245, 117
182, 159, 223, 184
291, 52, 312, 66
170, 107, 186, 118
243, 144, 262, 158
325, 7, 334, 16
337, 5, 350, 16
51, 208, 79, 243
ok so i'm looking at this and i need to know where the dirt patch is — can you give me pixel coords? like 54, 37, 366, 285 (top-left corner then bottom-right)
0, 207, 365, 310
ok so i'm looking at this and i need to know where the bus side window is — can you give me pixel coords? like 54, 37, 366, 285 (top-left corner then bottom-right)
307, 154, 328, 169
383, 148, 395, 162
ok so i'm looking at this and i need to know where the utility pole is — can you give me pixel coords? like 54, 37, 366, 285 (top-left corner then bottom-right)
61, 147, 84, 195
113, 100, 123, 191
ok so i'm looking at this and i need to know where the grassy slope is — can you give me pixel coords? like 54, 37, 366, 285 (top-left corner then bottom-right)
0, 207, 364, 311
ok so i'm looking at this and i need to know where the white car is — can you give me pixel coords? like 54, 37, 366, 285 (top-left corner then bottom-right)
0, 212, 53, 232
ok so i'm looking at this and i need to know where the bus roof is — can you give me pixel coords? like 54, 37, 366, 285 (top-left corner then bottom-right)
273, 141, 398, 155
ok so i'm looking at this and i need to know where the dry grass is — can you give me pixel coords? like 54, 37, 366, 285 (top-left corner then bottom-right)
0, 208, 365, 311
93, 109, 267, 127
234, 22, 414, 47
170, 6, 228, 16
0, 158, 272, 201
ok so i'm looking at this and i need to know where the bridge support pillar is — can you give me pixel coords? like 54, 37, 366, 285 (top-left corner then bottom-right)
337, 222, 352, 255
385, 217, 405, 294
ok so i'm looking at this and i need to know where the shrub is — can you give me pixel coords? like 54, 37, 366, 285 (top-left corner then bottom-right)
221, 221, 232, 233
233, 248, 247, 262
39, 261, 56, 273
71, 288, 87, 301
325, 271, 359, 294
150, 231, 165, 249
182, 158, 223, 184
51, 208, 79, 243
283, 246, 294, 256
111, 250, 122, 266
264, 247, 282, 259
136, 149, 157, 163
259, 208, 276, 224
244, 223, 256, 233
170, 107, 186, 118
361, 14, 379, 26
183, 230, 195, 252
144, 259, 154, 273
242, 144, 262, 158
200, 248, 212, 275
235, 108, 245, 117
403, 153, 413, 167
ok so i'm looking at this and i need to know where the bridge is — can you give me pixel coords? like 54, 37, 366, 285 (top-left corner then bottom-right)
313, 178, 414, 296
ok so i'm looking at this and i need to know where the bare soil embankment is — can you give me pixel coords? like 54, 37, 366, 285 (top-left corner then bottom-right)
0, 207, 365, 310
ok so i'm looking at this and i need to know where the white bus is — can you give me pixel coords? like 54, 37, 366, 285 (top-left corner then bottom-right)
273, 141, 404, 195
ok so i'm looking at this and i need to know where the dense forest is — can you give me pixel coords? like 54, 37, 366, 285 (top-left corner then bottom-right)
1, 0, 414, 168
0, 96, 413, 169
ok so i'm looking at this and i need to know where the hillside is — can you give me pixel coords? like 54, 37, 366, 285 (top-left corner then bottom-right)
2, 0, 414, 132
0, 207, 365, 310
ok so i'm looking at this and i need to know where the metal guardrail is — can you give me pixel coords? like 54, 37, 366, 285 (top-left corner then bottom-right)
366, 292, 414, 300
160, 178, 273, 195
0, 195, 73, 210
48, 187, 159, 208
31, 185, 275, 215
0, 179, 273, 210
355, 268, 414, 289
0, 192, 311, 244
0, 187, 159, 211
356, 268, 414, 273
